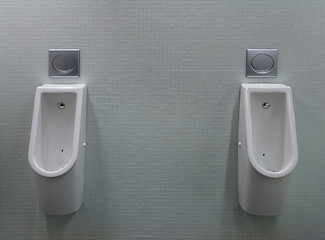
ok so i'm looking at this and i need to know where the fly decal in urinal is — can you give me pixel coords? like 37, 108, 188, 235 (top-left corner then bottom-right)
28, 84, 87, 215
238, 84, 298, 215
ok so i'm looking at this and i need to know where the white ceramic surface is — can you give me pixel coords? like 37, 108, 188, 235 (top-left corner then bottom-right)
28, 84, 87, 215
238, 84, 298, 215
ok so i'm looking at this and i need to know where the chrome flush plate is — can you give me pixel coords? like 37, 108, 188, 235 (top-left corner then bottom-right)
49, 49, 80, 77
246, 49, 278, 77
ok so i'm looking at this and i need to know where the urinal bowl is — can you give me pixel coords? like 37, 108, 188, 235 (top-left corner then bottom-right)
28, 84, 87, 215
34, 150, 85, 215
238, 84, 298, 216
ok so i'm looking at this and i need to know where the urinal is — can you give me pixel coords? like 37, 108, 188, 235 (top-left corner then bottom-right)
28, 84, 87, 215
238, 84, 298, 215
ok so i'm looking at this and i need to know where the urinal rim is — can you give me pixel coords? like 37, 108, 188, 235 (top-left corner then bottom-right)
28, 84, 86, 178
243, 84, 298, 178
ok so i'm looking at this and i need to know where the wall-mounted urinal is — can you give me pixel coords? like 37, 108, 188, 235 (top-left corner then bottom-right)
28, 84, 87, 215
238, 84, 298, 216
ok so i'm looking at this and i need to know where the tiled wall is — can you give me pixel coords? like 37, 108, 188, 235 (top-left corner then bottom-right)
0, 0, 324, 239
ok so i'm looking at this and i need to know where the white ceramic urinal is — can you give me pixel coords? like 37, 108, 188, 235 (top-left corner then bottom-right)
28, 84, 87, 215
238, 84, 298, 216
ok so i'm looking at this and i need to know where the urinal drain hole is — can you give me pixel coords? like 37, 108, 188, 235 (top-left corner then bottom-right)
263, 153, 266, 156
262, 102, 270, 109
61, 149, 64, 152
57, 102, 65, 109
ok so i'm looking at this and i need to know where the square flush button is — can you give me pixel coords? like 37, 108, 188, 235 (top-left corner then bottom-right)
246, 49, 278, 77
49, 49, 79, 77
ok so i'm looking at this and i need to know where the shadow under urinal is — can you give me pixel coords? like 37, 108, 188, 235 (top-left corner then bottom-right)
45, 213, 74, 239
220, 94, 239, 217
80, 96, 113, 235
